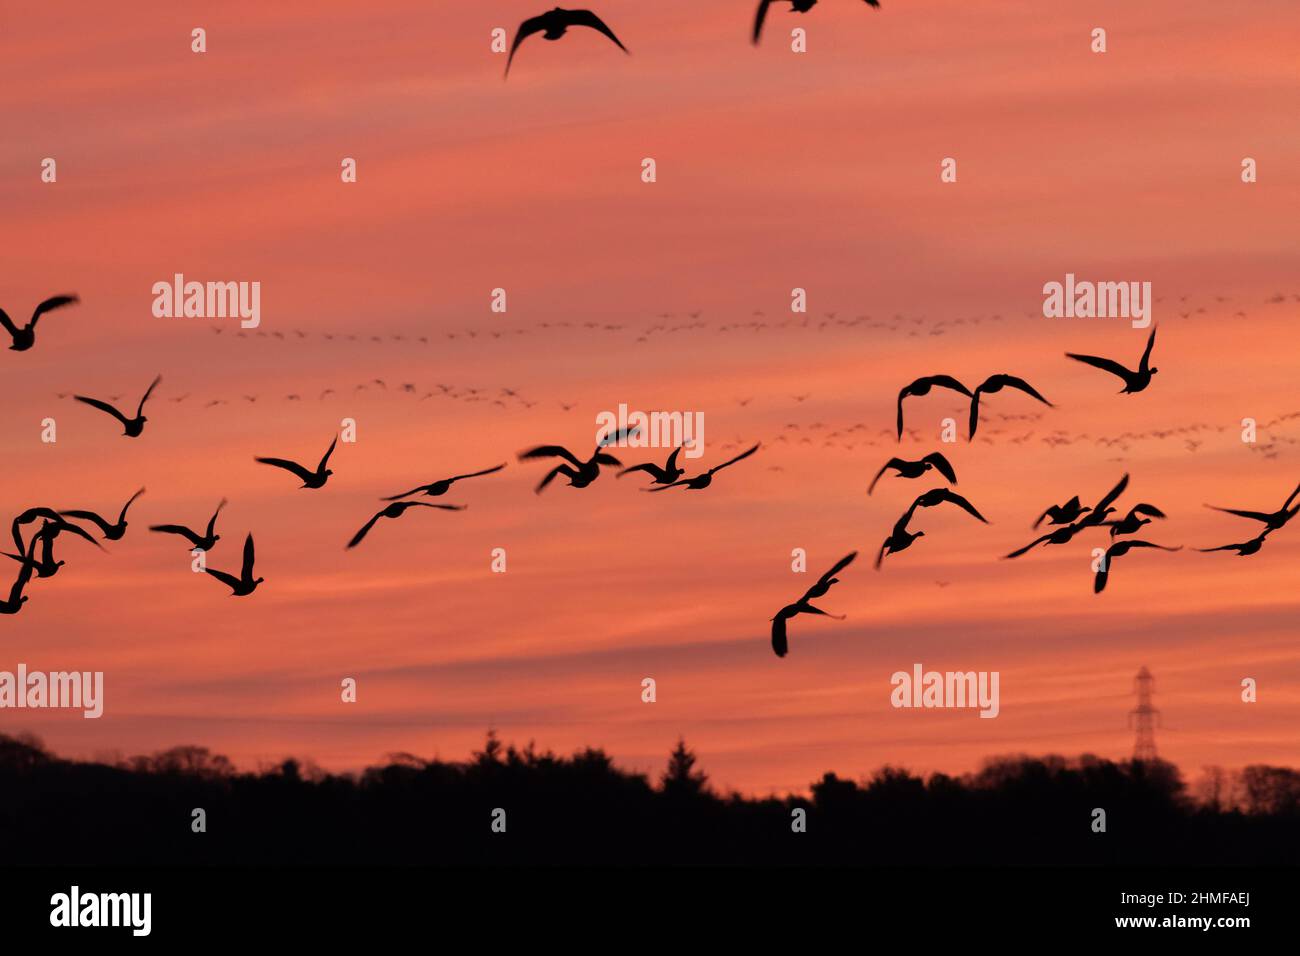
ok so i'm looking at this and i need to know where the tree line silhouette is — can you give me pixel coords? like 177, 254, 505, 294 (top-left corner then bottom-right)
2, 731, 1297, 864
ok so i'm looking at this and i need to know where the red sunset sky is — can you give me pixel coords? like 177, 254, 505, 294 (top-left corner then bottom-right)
1, 1, 1297, 794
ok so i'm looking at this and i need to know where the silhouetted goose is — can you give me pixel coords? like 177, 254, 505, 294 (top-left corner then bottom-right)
73, 375, 162, 437
1074, 473, 1130, 529
1066, 326, 1159, 394
1033, 496, 1089, 528
647, 443, 761, 491
1094, 540, 1182, 594
898, 487, 989, 526
617, 447, 685, 485
519, 436, 628, 493
968, 374, 1053, 440
10, 507, 102, 554
0, 294, 79, 352
1003, 523, 1083, 560
0, 535, 38, 615
255, 437, 337, 489
1198, 528, 1273, 557
771, 551, 856, 657
1105, 503, 1166, 537
149, 498, 227, 551
205, 534, 263, 596
347, 501, 466, 549
753, 0, 879, 45
3, 522, 64, 579
875, 513, 923, 568
1204, 481, 1300, 532
867, 452, 956, 495
896, 375, 972, 440
60, 488, 145, 541
381, 464, 505, 501
506, 7, 628, 77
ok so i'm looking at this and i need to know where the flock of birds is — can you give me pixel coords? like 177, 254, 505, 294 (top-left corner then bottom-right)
503, 2, 882, 77
2, 295, 1296, 663
766, 325, 1295, 656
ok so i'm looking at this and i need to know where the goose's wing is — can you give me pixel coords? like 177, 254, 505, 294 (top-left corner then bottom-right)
1065, 352, 1131, 380
347, 512, 385, 549
317, 436, 339, 471
0, 307, 16, 336
564, 9, 629, 53
381, 484, 430, 501
240, 534, 256, 578
1004, 534, 1051, 559
119, 487, 146, 522
927, 375, 973, 396
505, 14, 551, 75
753, 0, 776, 44
450, 463, 506, 482
1094, 474, 1130, 512
771, 608, 792, 657
1139, 326, 1157, 371
923, 452, 957, 484
1132, 503, 1166, 519
136, 374, 163, 415
936, 489, 988, 522
29, 294, 80, 329
999, 375, 1053, 406
709, 442, 760, 474
1205, 505, 1271, 522
868, 459, 903, 495
812, 551, 857, 591
74, 395, 130, 426
150, 524, 201, 547
519, 445, 583, 467
57, 510, 112, 535
205, 567, 241, 590
255, 456, 315, 482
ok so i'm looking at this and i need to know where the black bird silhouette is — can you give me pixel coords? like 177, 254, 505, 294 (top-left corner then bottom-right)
1033, 496, 1090, 528
150, 499, 227, 552
10, 507, 102, 554
896, 375, 972, 440
1094, 540, 1182, 594
1075, 473, 1131, 529
647, 443, 761, 491
0, 295, 79, 352
1066, 326, 1159, 394
347, 501, 466, 549
506, 8, 628, 76
1105, 503, 1166, 537
877, 489, 987, 568
1204, 481, 1300, 532
1003, 522, 1084, 560
73, 375, 162, 437
771, 551, 856, 657
867, 452, 957, 495
381, 464, 506, 501
1198, 528, 1274, 557
753, 0, 880, 45
59, 488, 146, 541
205, 534, 263, 596
968, 374, 1053, 440
519, 428, 636, 493
256, 437, 338, 489
617, 447, 685, 485
3, 522, 66, 579
0, 535, 38, 615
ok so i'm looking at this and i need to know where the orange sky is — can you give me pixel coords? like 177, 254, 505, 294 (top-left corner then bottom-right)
1, 1, 1298, 795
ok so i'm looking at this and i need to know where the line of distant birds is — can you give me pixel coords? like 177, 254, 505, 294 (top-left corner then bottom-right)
3, 296, 1295, 665
502, 2, 883, 78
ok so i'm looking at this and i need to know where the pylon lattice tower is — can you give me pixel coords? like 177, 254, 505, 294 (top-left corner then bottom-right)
1128, 666, 1159, 762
